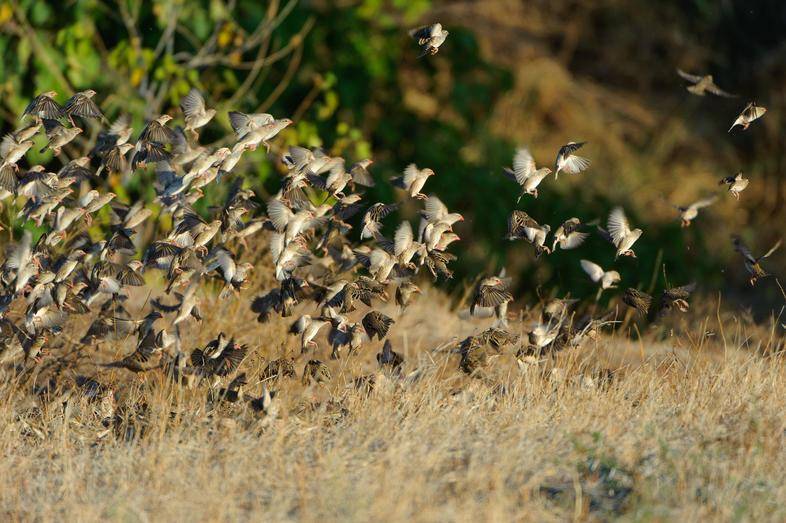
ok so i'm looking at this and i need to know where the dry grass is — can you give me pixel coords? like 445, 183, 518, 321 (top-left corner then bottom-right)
1, 281, 785, 522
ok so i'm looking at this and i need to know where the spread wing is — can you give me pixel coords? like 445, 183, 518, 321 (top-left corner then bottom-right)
266, 199, 294, 232
509, 147, 536, 184
676, 68, 702, 83
688, 196, 718, 211
422, 195, 448, 222
559, 231, 589, 250
180, 88, 206, 118
760, 239, 782, 260
580, 259, 605, 282
394, 221, 413, 256
607, 207, 632, 246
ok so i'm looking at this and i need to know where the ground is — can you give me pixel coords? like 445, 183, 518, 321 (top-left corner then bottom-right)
1, 279, 785, 522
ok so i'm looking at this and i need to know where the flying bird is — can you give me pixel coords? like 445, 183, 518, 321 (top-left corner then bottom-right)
554, 142, 590, 179
503, 147, 552, 201
675, 196, 717, 227
676, 69, 736, 97
729, 102, 766, 132
719, 172, 749, 200
599, 207, 642, 259
409, 23, 449, 57
733, 236, 781, 286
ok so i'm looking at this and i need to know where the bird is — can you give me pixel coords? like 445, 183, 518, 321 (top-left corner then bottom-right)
391, 164, 435, 200
302, 359, 331, 385
551, 218, 589, 252
23, 91, 62, 120
733, 236, 781, 286
64, 90, 103, 121
502, 147, 552, 201
228, 111, 275, 139
623, 284, 696, 321
180, 88, 216, 134
409, 23, 449, 57
729, 102, 766, 132
360, 202, 398, 240
362, 311, 394, 341
580, 259, 621, 299
40, 120, 83, 155
506, 210, 551, 257
554, 142, 590, 179
470, 276, 513, 327
599, 207, 642, 259
395, 282, 421, 310
676, 69, 736, 97
290, 314, 330, 353
377, 340, 404, 372
719, 172, 749, 200
675, 196, 717, 227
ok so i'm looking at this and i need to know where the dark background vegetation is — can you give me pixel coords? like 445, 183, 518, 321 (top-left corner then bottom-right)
1, 0, 784, 313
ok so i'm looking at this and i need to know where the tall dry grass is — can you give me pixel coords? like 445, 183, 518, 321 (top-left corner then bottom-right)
1, 279, 785, 522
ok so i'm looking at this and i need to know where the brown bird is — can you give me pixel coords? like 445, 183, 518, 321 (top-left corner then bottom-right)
733, 236, 781, 286
470, 276, 513, 327
728, 102, 766, 132
377, 339, 404, 372
676, 69, 736, 97
302, 359, 331, 385
362, 311, 395, 341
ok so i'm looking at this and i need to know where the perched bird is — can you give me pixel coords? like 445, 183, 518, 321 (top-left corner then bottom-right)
551, 218, 589, 251
554, 142, 590, 179
675, 196, 717, 227
733, 236, 781, 286
64, 90, 103, 120
599, 207, 642, 259
580, 259, 621, 299
409, 23, 449, 57
391, 164, 435, 200
719, 172, 749, 200
676, 69, 736, 97
470, 276, 513, 327
180, 88, 216, 134
729, 102, 766, 132
503, 147, 552, 201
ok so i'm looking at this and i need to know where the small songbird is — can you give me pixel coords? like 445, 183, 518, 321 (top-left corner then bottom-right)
470, 276, 513, 327
554, 142, 590, 179
506, 210, 551, 257
580, 259, 621, 299
733, 236, 781, 286
675, 196, 717, 227
599, 207, 642, 259
395, 282, 421, 310
64, 90, 103, 121
362, 310, 394, 341
409, 23, 449, 57
180, 88, 216, 134
302, 359, 331, 385
719, 171, 749, 200
391, 164, 435, 200
377, 340, 404, 372
23, 91, 62, 120
503, 147, 552, 201
676, 69, 736, 97
551, 218, 589, 251
729, 102, 766, 132
40, 120, 83, 155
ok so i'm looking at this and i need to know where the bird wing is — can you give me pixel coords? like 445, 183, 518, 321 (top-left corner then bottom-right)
560, 231, 589, 250
732, 237, 756, 263
746, 104, 767, 120
65, 94, 103, 119
6, 230, 32, 270
511, 147, 536, 184
402, 164, 421, 187
607, 207, 632, 246
580, 259, 604, 282
560, 154, 590, 174
266, 199, 294, 232
422, 195, 448, 222
688, 195, 718, 211
760, 239, 782, 260
662, 283, 696, 300
180, 88, 206, 118
477, 286, 512, 308
676, 68, 703, 83
408, 25, 433, 40
394, 221, 413, 256
705, 83, 737, 98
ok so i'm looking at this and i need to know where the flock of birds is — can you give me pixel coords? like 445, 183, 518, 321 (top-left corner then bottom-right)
0, 24, 780, 409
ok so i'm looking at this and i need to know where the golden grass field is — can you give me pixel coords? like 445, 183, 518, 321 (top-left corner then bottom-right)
1, 268, 785, 523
